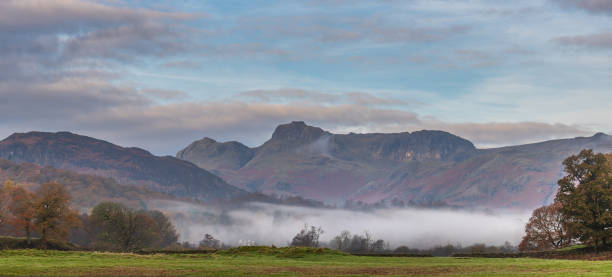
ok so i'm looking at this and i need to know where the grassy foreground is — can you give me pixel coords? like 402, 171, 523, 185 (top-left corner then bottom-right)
2, 247, 612, 276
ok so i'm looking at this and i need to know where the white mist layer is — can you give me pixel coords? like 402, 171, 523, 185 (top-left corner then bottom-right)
149, 200, 529, 249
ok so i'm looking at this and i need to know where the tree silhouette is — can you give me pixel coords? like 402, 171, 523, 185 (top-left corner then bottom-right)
290, 224, 323, 247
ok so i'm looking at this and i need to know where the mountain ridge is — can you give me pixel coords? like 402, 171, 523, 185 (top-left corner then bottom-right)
177, 121, 612, 209
0, 158, 174, 211
0, 131, 245, 202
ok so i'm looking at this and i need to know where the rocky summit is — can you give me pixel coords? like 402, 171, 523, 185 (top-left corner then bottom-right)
175, 122, 612, 209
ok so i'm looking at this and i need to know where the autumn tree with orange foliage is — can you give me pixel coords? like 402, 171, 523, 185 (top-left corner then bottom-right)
518, 203, 572, 251
33, 182, 81, 245
8, 186, 36, 244
0, 180, 13, 226
520, 150, 612, 252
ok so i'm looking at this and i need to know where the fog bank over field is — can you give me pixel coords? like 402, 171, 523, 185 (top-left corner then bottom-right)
149, 200, 529, 249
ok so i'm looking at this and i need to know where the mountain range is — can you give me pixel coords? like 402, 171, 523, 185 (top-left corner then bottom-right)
1, 122, 611, 210
0, 131, 244, 203
177, 121, 612, 209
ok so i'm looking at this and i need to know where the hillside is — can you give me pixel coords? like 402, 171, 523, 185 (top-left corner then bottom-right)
177, 121, 612, 209
0, 132, 245, 202
0, 159, 170, 211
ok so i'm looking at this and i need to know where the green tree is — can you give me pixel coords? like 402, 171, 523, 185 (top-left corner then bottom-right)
556, 149, 612, 251
147, 210, 178, 248
90, 202, 161, 251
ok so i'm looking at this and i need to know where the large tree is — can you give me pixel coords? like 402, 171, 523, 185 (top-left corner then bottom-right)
555, 149, 612, 251
0, 180, 14, 227
89, 202, 161, 251
518, 203, 572, 251
33, 182, 81, 244
147, 210, 179, 248
8, 186, 36, 244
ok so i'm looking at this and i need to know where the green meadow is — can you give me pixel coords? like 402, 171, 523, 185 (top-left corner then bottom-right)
1, 247, 612, 277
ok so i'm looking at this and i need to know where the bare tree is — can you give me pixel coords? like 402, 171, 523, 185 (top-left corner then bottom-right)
199, 233, 220, 249
331, 230, 351, 250
290, 224, 324, 247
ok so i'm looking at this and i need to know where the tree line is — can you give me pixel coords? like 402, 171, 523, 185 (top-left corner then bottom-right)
0, 181, 180, 251
0, 181, 79, 246
286, 224, 515, 256
519, 150, 612, 252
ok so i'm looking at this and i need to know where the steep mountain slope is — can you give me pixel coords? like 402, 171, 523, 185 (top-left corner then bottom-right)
177, 138, 254, 172
353, 133, 612, 208
178, 121, 478, 205
178, 122, 612, 209
0, 159, 172, 211
0, 132, 244, 202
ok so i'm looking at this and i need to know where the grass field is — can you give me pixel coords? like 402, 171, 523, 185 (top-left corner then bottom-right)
2, 247, 612, 276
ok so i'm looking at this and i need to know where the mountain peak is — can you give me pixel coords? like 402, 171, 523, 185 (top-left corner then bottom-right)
271, 121, 329, 142
3, 131, 106, 148
593, 132, 608, 138
0, 131, 242, 201
176, 137, 254, 171
199, 137, 218, 144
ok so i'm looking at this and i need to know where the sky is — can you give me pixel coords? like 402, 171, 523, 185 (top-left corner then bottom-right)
1, 0, 611, 155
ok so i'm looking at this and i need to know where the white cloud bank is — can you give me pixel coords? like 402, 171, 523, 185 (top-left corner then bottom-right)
151, 201, 529, 249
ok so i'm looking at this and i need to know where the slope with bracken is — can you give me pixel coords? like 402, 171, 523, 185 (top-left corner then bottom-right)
0, 159, 172, 211
178, 121, 612, 209
0, 132, 245, 202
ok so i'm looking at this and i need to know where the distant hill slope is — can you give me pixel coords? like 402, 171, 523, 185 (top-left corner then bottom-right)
0, 132, 245, 202
177, 121, 612, 209
0, 159, 171, 211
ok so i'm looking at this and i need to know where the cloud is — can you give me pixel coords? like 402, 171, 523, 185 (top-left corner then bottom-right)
237, 14, 470, 46
151, 200, 529, 249
554, 33, 612, 49
552, 0, 612, 15
0, 0, 197, 75
0, 82, 591, 154
240, 89, 413, 107
0, 0, 603, 155
75, 100, 422, 147
0, 0, 193, 33
142, 89, 190, 100
0, 75, 148, 122
319, 24, 470, 44
429, 122, 590, 147
162, 60, 202, 69
447, 49, 501, 68
63, 22, 191, 60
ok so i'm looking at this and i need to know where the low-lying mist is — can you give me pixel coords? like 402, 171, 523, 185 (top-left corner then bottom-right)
148, 200, 529, 249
